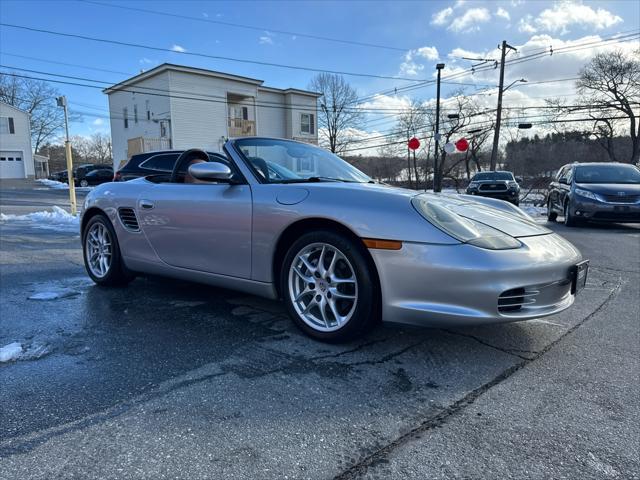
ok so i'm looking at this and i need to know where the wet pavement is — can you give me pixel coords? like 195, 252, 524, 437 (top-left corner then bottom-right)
1, 183, 638, 479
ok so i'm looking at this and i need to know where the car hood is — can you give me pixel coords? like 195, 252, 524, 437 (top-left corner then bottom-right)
301, 182, 549, 238
575, 183, 640, 195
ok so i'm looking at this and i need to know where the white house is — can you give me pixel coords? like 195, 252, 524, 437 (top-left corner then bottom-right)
0, 102, 35, 179
104, 64, 321, 170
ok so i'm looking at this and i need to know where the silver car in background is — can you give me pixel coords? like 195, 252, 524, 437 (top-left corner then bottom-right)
81, 137, 587, 342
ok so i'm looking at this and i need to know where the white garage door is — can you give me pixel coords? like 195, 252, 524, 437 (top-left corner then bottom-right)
0, 151, 25, 179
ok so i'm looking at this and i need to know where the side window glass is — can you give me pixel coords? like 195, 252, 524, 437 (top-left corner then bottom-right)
565, 168, 573, 183
556, 167, 566, 181
141, 154, 179, 172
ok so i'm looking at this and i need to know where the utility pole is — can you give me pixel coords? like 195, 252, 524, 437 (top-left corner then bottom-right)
56, 96, 77, 215
490, 40, 517, 171
434, 63, 445, 192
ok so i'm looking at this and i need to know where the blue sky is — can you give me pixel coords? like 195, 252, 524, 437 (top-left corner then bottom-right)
0, 0, 638, 141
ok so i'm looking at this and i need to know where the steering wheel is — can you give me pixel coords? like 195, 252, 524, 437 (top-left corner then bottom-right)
170, 149, 209, 183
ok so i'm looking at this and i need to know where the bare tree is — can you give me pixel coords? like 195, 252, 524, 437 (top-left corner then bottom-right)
396, 100, 428, 188
309, 73, 363, 154
576, 49, 640, 164
88, 132, 113, 164
0, 73, 74, 153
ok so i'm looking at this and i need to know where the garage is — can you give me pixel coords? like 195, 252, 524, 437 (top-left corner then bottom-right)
0, 151, 26, 179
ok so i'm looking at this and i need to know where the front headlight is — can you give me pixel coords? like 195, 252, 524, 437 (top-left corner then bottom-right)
411, 198, 521, 250
467, 182, 478, 188
574, 188, 598, 201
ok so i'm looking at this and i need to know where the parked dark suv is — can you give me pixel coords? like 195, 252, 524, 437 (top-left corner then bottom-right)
75, 164, 109, 187
114, 150, 228, 181
546, 162, 640, 226
465, 171, 521, 205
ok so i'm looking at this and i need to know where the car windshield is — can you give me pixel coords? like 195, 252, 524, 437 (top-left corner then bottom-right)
574, 164, 640, 184
233, 138, 372, 184
472, 172, 514, 181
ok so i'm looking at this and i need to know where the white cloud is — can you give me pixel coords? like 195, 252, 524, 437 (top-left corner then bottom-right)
532, 1, 623, 34
399, 46, 439, 76
448, 7, 491, 32
171, 44, 186, 53
431, 7, 453, 26
259, 35, 273, 45
92, 118, 104, 126
139, 57, 157, 65
518, 15, 537, 34
495, 7, 510, 21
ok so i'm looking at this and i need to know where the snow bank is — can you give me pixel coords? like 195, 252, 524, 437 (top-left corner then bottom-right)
0, 342, 22, 363
521, 205, 547, 217
36, 178, 69, 189
36, 179, 93, 191
0, 206, 79, 232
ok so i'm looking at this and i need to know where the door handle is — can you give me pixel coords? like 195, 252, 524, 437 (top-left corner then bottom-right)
139, 200, 155, 210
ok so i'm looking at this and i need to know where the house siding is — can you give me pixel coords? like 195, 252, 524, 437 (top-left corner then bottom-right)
0, 102, 34, 179
256, 90, 286, 138
108, 72, 171, 169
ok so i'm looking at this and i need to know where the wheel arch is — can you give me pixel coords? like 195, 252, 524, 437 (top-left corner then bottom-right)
272, 218, 381, 308
81, 207, 109, 236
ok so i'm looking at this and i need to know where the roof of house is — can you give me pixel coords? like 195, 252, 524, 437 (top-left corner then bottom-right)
103, 63, 321, 97
0, 100, 30, 116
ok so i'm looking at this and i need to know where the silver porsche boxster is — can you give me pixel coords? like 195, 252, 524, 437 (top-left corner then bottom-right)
81, 137, 588, 341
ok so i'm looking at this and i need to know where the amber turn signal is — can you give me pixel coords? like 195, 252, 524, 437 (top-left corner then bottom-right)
362, 238, 403, 250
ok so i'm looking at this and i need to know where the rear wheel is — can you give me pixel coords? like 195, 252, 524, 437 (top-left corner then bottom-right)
80, 179, 89, 187
281, 230, 377, 342
83, 214, 134, 286
547, 199, 557, 222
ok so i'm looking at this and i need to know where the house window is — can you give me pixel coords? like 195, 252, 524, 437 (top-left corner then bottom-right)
0, 117, 15, 134
146, 100, 151, 120
134, 104, 138, 124
123, 108, 129, 129
300, 113, 315, 135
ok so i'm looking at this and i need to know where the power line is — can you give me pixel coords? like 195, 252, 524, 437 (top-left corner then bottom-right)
78, 0, 411, 53
0, 22, 428, 82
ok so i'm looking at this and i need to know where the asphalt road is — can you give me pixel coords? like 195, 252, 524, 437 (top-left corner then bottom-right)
1, 181, 638, 479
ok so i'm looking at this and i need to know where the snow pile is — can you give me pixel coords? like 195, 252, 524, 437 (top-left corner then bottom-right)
520, 205, 547, 217
0, 342, 23, 363
36, 179, 93, 191
0, 206, 79, 232
36, 178, 69, 189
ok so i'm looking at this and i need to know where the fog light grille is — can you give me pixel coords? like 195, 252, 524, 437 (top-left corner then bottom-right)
498, 287, 539, 312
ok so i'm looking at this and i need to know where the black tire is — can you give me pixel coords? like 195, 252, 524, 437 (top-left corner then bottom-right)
82, 214, 134, 286
563, 201, 579, 227
547, 199, 558, 222
281, 230, 378, 342
80, 179, 89, 187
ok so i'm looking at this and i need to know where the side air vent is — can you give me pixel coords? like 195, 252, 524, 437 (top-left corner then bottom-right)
498, 287, 539, 313
118, 208, 140, 232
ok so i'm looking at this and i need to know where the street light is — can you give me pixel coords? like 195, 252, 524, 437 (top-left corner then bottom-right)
489, 78, 527, 170
56, 96, 77, 215
504, 78, 527, 92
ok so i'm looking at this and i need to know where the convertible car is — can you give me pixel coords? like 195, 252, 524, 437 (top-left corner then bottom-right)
81, 137, 587, 341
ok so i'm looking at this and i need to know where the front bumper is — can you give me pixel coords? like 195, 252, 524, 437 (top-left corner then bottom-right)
466, 189, 519, 203
371, 233, 582, 327
570, 198, 640, 223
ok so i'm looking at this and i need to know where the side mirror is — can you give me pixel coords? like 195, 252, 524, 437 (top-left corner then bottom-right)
515, 176, 523, 184
188, 162, 233, 182
559, 177, 569, 185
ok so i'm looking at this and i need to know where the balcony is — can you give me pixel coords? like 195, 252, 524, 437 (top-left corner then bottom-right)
228, 118, 256, 137
127, 137, 172, 157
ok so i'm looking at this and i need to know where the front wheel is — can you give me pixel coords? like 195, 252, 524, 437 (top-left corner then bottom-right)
83, 214, 134, 286
281, 231, 378, 342
564, 201, 580, 227
80, 179, 89, 187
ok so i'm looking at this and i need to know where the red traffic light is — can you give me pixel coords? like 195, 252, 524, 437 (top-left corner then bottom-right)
408, 137, 420, 150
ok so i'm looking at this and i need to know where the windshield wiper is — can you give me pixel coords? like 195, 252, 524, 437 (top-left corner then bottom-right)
279, 176, 358, 184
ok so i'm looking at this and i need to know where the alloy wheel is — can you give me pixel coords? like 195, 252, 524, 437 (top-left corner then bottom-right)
288, 242, 358, 332
85, 222, 113, 278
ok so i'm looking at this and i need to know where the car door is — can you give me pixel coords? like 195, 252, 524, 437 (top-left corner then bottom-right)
136, 180, 252, 279
557, 166, 573, 208
549, 166, 565, 211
